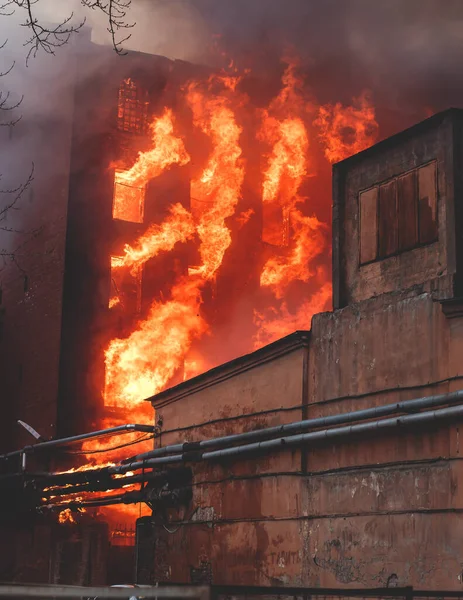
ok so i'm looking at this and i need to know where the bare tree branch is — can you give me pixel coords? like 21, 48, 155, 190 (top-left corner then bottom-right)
0, 165, 39, 273
0, 38, 23, 125
0, 163, 34, 223
0, 1, 136, 276
4, 0, 135, 61
82, 0, 134, 55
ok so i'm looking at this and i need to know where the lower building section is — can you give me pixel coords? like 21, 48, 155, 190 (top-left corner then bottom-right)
145, 290, 463, 589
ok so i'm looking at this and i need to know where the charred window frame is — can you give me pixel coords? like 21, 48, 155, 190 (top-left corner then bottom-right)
117, 78, 149, 135
359, 161, 438, 265
109, 256, 143, 314
112, 169, 145, 224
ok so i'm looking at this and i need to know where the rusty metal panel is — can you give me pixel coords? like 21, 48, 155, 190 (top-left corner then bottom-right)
359, 187, 378, 264
418, 161, 438, 244
378, 179, 398, 258
397, 170, 418, 252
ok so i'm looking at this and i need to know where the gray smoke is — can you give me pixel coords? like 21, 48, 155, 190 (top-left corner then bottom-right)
1, 0, 463, 260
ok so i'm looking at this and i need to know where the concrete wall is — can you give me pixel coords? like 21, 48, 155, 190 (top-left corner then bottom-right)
151, 333, 309, 584
150, 291, 463, 589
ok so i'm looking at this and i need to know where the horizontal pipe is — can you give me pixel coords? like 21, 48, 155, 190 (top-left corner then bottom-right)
0, 424, 156, 460
41, 490, 145, 511
39, 470, 162, 498
113, 403, 463, 471
33, 466, 175, 489
114, 389, 463, 473
203, 404, 463, 460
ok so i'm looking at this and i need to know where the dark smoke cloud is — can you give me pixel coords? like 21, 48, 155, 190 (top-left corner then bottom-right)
1, 0, 463, 257
2, 1, 463, 121
130, 0, 463, 114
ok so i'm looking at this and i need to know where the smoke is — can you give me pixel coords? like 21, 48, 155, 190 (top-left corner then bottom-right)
128, 0, 463, 111
2, 1, 463, 119
1, 0, 463, 269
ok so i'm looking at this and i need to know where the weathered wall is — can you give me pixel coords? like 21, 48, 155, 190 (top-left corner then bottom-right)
151, 293, 463, 589
154, 335, 308, 443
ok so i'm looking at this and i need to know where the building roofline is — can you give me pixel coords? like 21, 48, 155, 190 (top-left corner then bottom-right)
147, 330, 310, 409
333, 107, 463, 171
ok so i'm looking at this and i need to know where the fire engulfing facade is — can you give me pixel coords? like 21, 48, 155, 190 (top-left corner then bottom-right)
1, 31, 463, 589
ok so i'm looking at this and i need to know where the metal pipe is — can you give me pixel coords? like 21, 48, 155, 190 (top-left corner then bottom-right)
113, 403, 463, 471
39, 470, 168, 498
203, 404, 463, 460
115, 389, 463, 472
0, 424, 156, 460
41, 489, 145, 511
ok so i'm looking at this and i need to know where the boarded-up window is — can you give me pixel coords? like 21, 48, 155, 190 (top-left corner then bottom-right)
397, 170, 418, 252
378, 180, 398, 258
113, 170, 145, 223
358, 160, 438, 266
109, 256, 142, 313
418, 162, 438, 244
359, 187, 378, 264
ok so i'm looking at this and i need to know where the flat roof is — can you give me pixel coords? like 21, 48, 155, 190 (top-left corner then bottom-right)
147, 330, 310, 408
333, 107, 463, 170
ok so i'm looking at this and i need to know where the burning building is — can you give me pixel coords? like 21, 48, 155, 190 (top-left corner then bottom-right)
1, 36, 357, 459
2, 18, 463, 591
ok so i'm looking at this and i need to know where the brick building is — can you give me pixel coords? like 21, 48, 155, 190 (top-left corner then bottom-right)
0, 34, 196, 584
146, 109, 463, 589
0, 35, 196, 451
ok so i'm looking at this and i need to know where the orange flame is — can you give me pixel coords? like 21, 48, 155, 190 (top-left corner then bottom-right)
112, 204, 195, 275
109, 296, 121, 309
254, 281, 332, 348
260, 209, 328, 297
236, 208, 255, 228
104, 277, 207, 409
188, 79, 245, 280
56, 462, 116, 474
115, 108, 190, 187
260, 62, 309, 213
261, 117, 309, 210
314, 91, 379, 163
58, 508, 76, 524
103, 83, 244, 416
253, 60, 331, 344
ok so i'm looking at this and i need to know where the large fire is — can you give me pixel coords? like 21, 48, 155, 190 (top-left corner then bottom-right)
60, 60, 378, 529
188, 77, 245, 280
100, 59, 377, 444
